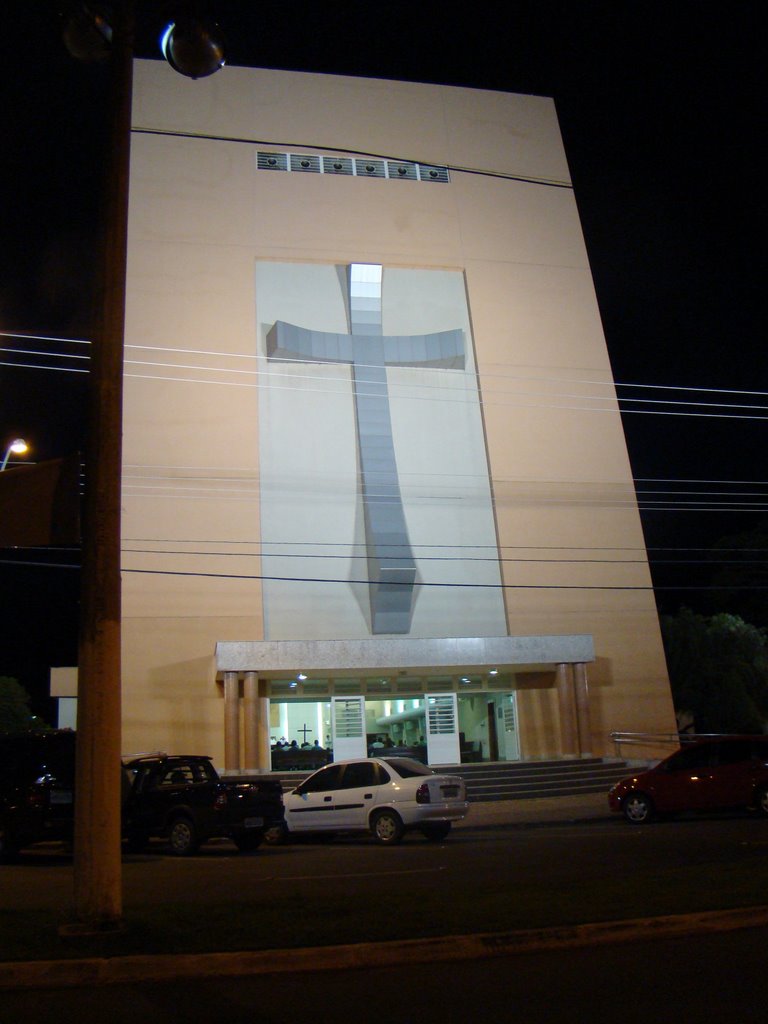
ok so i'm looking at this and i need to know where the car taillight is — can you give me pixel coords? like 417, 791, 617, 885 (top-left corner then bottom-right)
416, 782, 431, 804
214, 791, 228, 811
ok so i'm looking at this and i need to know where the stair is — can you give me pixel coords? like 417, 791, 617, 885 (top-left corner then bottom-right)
265, 757, 631, 802
455, 757, 631, 803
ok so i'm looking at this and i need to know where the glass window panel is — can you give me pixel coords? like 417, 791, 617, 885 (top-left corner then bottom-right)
338, 762, 377, 789
299, 764, 343, 793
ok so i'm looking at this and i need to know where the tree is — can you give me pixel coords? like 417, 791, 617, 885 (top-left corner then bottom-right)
0, 676, 48, 733
661, 609, 768, 734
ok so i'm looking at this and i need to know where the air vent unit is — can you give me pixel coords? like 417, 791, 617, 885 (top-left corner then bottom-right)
323, 156, 354, 175
290, 153, 322, 173
387, 161, 418, 180
354, 158, 386, 178
257, 151, 288, 171
418, 164, 450, 183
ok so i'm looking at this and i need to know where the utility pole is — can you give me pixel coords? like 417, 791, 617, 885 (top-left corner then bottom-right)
61, 0, 226, 932
71, 0, 133, 931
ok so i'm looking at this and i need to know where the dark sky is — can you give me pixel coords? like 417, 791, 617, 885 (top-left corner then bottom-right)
0, 2, 764, 698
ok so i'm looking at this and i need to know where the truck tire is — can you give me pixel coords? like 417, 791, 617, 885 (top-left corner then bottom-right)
263, 823, 290, 845
168, 815, 200, 856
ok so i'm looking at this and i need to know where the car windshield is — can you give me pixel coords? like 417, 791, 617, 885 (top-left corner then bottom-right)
383, 757, 433, 778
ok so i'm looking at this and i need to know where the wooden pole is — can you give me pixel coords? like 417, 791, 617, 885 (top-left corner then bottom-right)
72, 0, 134, 930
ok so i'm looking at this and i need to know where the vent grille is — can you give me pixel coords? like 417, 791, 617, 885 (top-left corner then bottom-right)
334, 698, 364, 738
323, 156, 354, 175
257, 151, 288, 171
257, 152, 449, 183
290, 153, 322, 173
418, 164, 450, 183
427, 695, 456, 735
387, 161, 418, 180
354, 158, 386, 178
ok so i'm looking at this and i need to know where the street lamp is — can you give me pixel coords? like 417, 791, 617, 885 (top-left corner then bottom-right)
60, 0, 226, 933
1, 438, 29, 471
160, 12, 226, 78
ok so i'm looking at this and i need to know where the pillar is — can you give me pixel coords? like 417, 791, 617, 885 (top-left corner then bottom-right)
223, 671, 240, 771
574, 662, 592, 756
556, 662, 579, 757
243, 671, 258, 771
256, 695, 271, 771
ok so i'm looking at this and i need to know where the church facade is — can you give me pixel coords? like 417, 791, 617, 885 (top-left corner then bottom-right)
112, 60, 675, 770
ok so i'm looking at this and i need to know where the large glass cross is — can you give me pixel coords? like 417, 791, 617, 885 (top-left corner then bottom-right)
266, 264, 465, 634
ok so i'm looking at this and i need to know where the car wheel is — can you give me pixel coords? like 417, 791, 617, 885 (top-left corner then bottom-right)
623, 792, 654, 824
755, 787, 768, 817
168, 816, 200, 855
263, 823, 290, 845
233, 832, 263, 853
371, 809, 405, 845
420, 822, 452, 841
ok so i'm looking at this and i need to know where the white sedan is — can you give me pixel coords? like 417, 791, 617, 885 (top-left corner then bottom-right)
271, 757, 469, 845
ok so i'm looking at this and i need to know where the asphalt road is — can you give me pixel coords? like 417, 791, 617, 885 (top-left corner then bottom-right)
3, 814, 768, 963
3, 925, 768, 1024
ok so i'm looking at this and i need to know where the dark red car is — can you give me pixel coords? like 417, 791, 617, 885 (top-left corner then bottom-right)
608, 736, 768, 823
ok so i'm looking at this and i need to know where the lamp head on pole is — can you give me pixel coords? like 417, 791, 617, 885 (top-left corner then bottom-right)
61, 1, 226, 79
61, 2, 113, 62
160, 13, 226, 79
1, 438, 29, 471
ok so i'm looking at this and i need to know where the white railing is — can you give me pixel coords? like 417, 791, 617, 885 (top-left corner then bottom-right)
609, 730, 744, 758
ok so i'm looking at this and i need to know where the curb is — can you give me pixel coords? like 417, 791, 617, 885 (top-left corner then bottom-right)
3, 905, 768, 991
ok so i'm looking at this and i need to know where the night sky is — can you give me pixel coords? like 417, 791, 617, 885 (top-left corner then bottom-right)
0, 2, 764, 706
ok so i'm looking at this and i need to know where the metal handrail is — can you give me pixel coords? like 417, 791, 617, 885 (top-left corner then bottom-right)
609, 730, 754, 758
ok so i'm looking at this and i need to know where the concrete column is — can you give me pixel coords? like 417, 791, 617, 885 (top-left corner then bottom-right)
574, 662, 592, 756
256, 696, 271, 771
243, 671, 259, 771
223, 672, 240, 771
556, 662, 579, 757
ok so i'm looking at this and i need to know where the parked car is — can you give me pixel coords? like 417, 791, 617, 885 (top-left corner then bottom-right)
608, 736, 768, 823
0, 730, 76, 861
0, 732, 285, 859
268, 756, 469, 845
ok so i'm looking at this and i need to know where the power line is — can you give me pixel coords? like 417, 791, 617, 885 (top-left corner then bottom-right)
3, 331, 768, 401
3, 331, 768, 420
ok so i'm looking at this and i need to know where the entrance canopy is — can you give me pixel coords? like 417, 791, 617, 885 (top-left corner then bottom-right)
215, 634, 594, 678
215, 635, 596, 771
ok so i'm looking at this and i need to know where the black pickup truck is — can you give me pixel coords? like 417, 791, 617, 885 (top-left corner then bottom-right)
0, 732, 284, 860
122, 753, 284, 855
